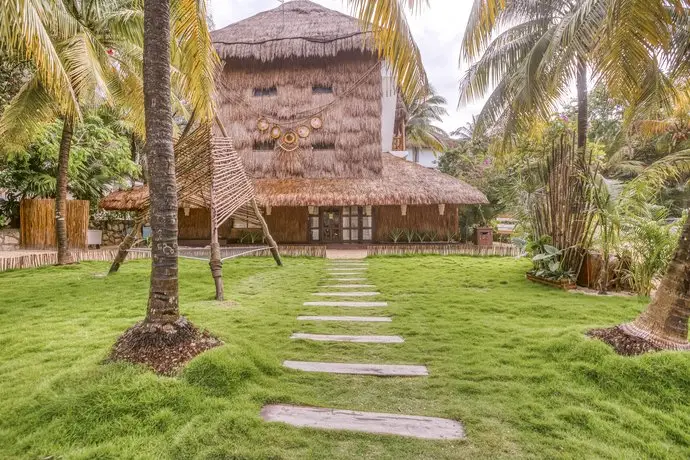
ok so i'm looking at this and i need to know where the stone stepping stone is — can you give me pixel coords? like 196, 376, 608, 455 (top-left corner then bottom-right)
320, 284, 376, 288
312, 292, 380, 297
303, 301, 387, 307
324, 272, 365, 276
261, 405, 465, 440
283, 360, 428, 376
291, 333, 403, 343
328, 263, 368, 267
297, 316, 392, 322
328, 278, 367, 281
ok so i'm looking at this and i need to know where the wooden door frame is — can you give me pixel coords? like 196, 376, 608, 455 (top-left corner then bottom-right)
320, 207, 342, 243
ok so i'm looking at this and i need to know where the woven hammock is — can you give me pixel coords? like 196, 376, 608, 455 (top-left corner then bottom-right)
136, 124, 256, 228
108, 122, 282, 300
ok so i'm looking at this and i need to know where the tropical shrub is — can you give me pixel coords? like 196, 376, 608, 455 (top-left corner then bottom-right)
527, 236, 575, 282
239, 230, 264, 244
389, 228, 404, 243
619, 207, 684, 295
403, 228, 417, 243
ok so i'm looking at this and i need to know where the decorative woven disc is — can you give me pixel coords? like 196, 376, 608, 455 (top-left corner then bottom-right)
270, 126, 282, 139
257, 118, 270, 132
310, 116, 323, 130
282, 131, 298, 145
297, 126, 311, 138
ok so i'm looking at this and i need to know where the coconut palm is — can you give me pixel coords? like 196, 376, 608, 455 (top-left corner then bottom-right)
1, 0, 217, 264
460, 0, 607, 151
406, 86, 449, 156
464, 0, 690, 350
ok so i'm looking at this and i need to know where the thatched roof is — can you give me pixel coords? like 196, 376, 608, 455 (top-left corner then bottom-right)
100, 153, 488, 210
211, 0, 373, 61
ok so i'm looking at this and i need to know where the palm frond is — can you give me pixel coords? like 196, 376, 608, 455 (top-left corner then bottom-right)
0, 77, 58, 155
170, 0, 218, 121
348, 0, 428, 103
0, 0, 80, 117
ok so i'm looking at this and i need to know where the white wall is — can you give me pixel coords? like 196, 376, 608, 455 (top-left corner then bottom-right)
408, 149, 439, 169
380, 65, 397, 152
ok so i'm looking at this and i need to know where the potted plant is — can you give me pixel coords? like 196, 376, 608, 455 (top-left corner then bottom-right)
525, 237, 576, 290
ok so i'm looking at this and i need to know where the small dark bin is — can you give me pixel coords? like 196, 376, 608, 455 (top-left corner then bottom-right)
475, 227, 493, 247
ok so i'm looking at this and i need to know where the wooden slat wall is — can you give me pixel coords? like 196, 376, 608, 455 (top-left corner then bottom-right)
178, 208, 211, 239
374, 205, 459, 242
20, 199, 89, 249
264, 206, 309, 243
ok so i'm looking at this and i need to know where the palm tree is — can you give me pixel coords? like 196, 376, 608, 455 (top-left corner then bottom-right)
464, 1, 690, 350
406, 86, 449, 160
142, 0, 179, 326
460, 0, 606, 152
1, 0, 217, 265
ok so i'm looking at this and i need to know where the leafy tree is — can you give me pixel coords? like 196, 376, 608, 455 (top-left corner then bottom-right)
1, 0, 219, 264
0, 112, 138, 224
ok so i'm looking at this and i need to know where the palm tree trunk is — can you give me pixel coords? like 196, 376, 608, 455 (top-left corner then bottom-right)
109, 214, 145, 274
56, 117, 74, 265
620, 219, 690, 349
144, 0, 178, 325
576, 56, 588, 155
251, 198, 282, 267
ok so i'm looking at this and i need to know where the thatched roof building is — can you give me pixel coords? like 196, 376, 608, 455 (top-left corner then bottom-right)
102, 0, 488, 245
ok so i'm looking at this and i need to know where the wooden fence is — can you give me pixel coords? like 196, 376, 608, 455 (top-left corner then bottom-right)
0, 243, 520, 273
367, 243, 521, 257
20, 199, 89, 249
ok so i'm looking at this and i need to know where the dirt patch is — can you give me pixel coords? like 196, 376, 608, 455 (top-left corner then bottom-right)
109, 317, 222, 375
587, 326, 661, 356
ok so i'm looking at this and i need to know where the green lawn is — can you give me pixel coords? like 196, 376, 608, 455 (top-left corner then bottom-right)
1, 256, 689, 459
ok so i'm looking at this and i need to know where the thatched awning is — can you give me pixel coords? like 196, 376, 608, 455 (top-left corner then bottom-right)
100, 153, 488, 210
211, 0, 374, 61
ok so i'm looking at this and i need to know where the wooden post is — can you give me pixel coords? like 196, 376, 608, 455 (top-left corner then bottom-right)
251, 198, 282, 267
209, 200, 224, 301
108, 213, 146, 274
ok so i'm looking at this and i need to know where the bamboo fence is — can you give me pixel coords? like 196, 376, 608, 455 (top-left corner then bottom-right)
19, 199, 89, 249
366, 243, 521, 257
0, 243, 522, 273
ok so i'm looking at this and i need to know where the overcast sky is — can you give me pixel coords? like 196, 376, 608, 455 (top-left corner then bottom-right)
208, 0, 482, 134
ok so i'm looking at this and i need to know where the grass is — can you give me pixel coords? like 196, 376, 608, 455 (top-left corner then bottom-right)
1, 255, 689, 459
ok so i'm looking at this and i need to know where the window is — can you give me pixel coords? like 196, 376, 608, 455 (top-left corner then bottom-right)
309, 206, 320, 241
312, 85, 333, 94
362, 206, 373, 241
312, 142, 336, 151
342, 206, 360, 242
253, 140, 275, 151
253, 86, 277, 97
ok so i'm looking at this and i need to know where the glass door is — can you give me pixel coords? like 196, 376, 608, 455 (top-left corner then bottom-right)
321, 208, 341, 242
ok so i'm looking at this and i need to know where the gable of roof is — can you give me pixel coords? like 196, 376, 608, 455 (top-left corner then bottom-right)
211, 0, 374, 61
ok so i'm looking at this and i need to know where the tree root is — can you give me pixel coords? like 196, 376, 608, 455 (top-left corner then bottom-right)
108, 317, 222, 375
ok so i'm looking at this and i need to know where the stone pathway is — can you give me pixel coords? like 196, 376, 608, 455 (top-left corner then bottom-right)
290, 333, 404, 343
296, 316, 392, 322
261, 405, 465, 440
303, 301, 388, 307
312, 292, 380, 297
260, 258, 465, 440
321, 284, 376, 288
283, 360, 428, 376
